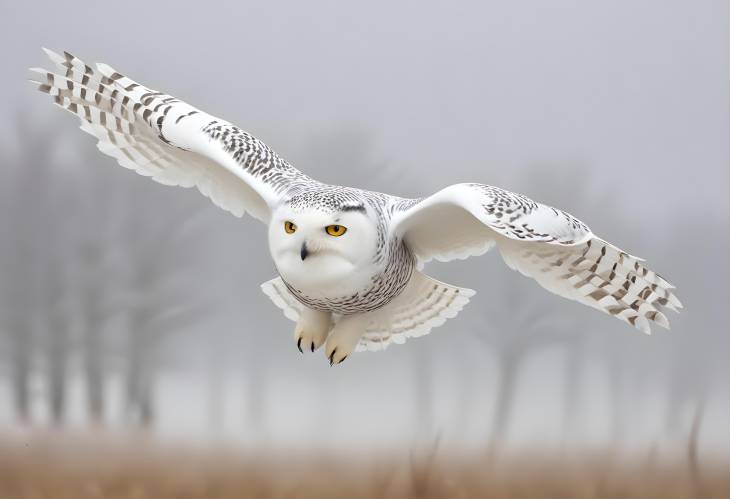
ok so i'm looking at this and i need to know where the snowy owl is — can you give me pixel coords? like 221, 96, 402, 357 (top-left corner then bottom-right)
30, 49, 682, 365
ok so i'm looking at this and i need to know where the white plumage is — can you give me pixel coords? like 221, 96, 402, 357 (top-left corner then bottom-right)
30, 49, 682, 364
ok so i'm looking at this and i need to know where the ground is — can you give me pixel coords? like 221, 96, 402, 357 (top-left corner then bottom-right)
0, 435, 728, 498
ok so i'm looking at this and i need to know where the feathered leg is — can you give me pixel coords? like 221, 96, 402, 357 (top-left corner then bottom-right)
294, 307, 332, 353
324, 314, 369, 365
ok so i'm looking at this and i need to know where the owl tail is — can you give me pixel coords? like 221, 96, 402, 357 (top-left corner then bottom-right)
260, 271, 475, 353
260, 277, 303, 322
357, 271, 475, 351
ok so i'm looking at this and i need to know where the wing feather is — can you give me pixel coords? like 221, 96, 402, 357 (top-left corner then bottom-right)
31, 48, 315, 222
390, 183, 681, 334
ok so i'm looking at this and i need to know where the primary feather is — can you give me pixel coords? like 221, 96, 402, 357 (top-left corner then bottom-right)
390, 183, 682, 334
30, 48, 313, 222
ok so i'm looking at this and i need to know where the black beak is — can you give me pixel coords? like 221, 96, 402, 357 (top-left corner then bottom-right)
300, 242, 309, 261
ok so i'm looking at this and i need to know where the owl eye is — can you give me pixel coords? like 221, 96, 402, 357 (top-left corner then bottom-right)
284, 221, 297, 234
325, 224, 347, 237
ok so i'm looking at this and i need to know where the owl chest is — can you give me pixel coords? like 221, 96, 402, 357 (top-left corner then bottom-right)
282, 241, 416, 314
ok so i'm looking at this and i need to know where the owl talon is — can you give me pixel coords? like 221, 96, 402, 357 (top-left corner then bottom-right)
324, 315, 365, 366
294, 309, 332, 355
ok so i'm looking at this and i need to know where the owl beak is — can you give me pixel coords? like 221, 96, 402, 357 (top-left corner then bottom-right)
300, 242, 309, 261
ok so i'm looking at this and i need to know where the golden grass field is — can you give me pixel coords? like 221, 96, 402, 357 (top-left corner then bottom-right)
0, 436, 728, 499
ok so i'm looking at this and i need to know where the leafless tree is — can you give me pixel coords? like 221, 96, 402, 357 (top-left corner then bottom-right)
413, 344, 435, 440
475, 294, 578, 452
0, 116, 70, 425
1, 113, 222, 429
115, 187, 212, 428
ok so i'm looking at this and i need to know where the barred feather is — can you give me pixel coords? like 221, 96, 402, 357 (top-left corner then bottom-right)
499, 236, 681, 334
358, 271, 475, 351
30, 48, 278, 221
261, 272, 475, 351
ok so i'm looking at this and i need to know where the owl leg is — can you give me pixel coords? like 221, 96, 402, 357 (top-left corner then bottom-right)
324, 314, 366, 365
294, 307, 332, 353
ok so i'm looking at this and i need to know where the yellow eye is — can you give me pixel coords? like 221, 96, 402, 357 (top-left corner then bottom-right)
284, 221, 297, 234
325, 224, 347, 237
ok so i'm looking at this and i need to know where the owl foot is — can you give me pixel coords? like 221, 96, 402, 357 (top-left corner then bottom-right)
294, 308, 332, 354
324, 315, 365, 365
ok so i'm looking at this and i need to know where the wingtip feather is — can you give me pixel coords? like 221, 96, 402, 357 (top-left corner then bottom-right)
636, 316, 652, 335
671, 295, 684, 310
42, 47, 65, 65
96, 62, 115, 77
654, 312, 670, 330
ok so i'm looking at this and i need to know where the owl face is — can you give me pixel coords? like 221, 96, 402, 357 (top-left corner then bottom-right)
268, 202, 379, 297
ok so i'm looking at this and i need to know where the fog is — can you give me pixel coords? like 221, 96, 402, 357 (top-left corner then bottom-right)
0, 0, 728, 463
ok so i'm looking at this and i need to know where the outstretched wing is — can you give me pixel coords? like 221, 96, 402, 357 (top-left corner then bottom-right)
390, 183, 682, 334
29, 49, 315, 222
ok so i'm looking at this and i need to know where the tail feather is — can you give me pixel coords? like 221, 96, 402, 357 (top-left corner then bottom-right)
358, 271, 475, 351
260, 273, 475, 353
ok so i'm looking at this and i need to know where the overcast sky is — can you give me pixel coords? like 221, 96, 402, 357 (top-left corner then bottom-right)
3, 1, 728, 210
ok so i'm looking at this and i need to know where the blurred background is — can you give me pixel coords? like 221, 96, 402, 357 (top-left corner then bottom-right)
1, 0, 728, 497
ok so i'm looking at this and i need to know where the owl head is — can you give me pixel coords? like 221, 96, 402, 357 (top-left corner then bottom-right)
268, 192, 380, 296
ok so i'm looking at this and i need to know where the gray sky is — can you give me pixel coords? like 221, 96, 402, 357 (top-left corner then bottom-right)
3, 1, 728, 210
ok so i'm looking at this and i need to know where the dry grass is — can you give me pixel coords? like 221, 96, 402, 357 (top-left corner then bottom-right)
0, 435, 728, 499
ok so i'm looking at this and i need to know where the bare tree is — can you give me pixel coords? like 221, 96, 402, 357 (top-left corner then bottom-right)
72, 155, 129, 426
39, 174, 80, 426
0, 116, 69, 425
115, 189, 211, 428
413, 344, 435, 440
1, 112, 223, 430
560, 337, 586, 448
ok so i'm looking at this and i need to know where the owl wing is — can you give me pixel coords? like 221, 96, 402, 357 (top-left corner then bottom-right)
390, 183, 682, 334
29, 49, 315, 222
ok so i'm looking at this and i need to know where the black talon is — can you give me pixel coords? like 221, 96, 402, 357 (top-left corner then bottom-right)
329, 349, 336, 366
311, 341, 315, 353
338, 355, 348, 364
297, 337, 303, 353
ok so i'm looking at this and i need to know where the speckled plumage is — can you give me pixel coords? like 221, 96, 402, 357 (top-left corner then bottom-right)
281, 190, 416, 315
31, 49, 682, 358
